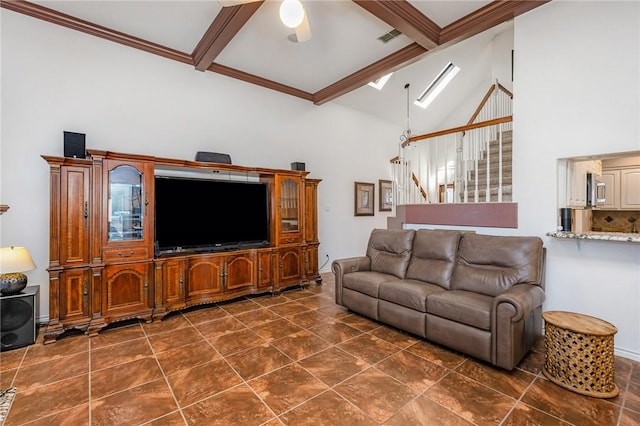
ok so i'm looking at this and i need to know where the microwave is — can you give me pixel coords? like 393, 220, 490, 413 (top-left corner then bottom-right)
586, 172, 606, 207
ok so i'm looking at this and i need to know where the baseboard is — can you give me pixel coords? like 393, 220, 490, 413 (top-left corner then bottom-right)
615, 347, 640, 362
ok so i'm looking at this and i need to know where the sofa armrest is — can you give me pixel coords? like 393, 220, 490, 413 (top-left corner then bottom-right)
493, 284, 545, 322
331, 257, 371, 305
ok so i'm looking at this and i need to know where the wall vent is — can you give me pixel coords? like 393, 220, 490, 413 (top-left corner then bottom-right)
377, 29, 401, 43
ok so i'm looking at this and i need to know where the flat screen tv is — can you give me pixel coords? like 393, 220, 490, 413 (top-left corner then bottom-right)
154, 176, 270, 256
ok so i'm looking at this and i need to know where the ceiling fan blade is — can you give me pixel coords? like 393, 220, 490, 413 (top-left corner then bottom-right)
294, 12, 311, 43
218, 0, 260, 6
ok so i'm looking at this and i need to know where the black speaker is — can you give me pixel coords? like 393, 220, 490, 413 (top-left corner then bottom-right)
1, 286, 39, 351
63, 131, 86, 158
559, 208, 572, 232
195, 152, 232, 164
291, 162, 305, 171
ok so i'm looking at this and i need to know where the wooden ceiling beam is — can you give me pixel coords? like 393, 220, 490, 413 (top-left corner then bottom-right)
313, 43, 427, 106
208, 63, 314, 102
192, 2, 264, 72
440, 0, 550, 45
353, 0, 440, 50
0, 0, 192, 64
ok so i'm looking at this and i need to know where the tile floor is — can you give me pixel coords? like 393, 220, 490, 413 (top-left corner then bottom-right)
1, 272, 639, 425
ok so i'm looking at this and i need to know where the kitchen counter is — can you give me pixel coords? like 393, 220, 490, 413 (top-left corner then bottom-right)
546, 231, 640, 243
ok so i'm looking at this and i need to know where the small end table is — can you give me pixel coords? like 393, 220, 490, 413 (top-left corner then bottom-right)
542, 311, 618, 398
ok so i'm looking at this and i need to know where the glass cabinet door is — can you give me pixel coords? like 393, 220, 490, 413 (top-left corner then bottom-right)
280, 178, 299, 233
108, 165, 144, 242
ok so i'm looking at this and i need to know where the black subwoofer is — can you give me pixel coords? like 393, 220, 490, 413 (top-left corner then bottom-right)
1, 286, 39, 351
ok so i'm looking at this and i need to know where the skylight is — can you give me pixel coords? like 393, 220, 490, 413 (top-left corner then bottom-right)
414, 62, 460, 109
367, 73, 393, 90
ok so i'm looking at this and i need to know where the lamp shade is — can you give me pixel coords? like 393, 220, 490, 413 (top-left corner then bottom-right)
0, 247, 36, 274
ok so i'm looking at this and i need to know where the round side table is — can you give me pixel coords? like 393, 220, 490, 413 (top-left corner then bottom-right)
542, 311, 618, 398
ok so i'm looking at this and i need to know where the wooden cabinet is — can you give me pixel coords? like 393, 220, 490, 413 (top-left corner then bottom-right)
103, 159, 154, 257
60, 166, 91, 266
257, 250, 274, 289
58, 268, 91, 325
102, 263, 152, 322
620, 168, 640, 209
43, 150, 320, 341
156, 258, 185, 314
276, 247, 302, 289
276, 174, 302, 245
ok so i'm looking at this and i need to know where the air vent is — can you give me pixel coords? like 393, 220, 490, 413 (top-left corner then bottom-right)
377, 29, 401, 43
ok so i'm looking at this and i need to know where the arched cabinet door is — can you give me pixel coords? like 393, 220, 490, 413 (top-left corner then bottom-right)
275, 174, 302, 246
102, 262, 153, 322
102, 159, 154, 263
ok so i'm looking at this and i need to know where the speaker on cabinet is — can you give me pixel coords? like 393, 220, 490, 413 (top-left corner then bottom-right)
63, 131, 86, 158
195, 151, 232, 164
1, 286, 39, 351
291, 162, 305, 171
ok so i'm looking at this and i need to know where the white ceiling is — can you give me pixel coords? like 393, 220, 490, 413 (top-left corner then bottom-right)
17, 1, 528, 131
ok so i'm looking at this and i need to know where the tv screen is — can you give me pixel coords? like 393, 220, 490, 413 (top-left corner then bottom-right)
154, 176, 270, 255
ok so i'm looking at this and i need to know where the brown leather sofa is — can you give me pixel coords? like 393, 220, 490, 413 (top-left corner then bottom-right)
332, 228, 546, 370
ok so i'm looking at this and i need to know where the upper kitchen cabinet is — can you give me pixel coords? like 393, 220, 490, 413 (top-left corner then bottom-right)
602, 156, 640, 210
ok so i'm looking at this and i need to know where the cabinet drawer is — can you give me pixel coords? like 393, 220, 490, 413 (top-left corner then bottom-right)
103, 246, 149, 262
279, 235, 300, 245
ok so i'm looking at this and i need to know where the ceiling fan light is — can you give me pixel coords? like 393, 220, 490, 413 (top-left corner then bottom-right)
280, 0, 305, 29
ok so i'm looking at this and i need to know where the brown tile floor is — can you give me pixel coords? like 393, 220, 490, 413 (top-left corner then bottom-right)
1, 272, 639, 425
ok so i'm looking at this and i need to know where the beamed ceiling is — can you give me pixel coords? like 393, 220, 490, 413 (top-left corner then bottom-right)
1, 0, 549, 114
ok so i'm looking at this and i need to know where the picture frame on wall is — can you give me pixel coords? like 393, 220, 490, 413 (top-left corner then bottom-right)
379, 180, 393, 211
354, 182, 375, 216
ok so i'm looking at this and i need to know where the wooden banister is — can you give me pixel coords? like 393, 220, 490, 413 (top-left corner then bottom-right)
404, 116, 512, 146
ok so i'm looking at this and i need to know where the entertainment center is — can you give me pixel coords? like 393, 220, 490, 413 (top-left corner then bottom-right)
42, 150, 321, 343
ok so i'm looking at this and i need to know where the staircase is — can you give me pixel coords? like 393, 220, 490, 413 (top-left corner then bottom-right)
461, 130, 512, 202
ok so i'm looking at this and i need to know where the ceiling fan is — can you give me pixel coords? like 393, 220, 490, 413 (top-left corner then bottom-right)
219, 0, 312, 43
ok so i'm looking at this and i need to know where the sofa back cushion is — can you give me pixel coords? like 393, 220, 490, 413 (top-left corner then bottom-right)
452, 233, 544, 297
366, 229, 415, 279
405, 229, 462, 289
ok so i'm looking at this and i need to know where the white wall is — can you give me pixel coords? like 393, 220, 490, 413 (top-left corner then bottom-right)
0, 10, 396, 322
514, 1, 639, 359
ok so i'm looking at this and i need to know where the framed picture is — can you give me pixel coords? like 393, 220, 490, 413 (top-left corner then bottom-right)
354, 182, 375, 216
379, 179, 393, 211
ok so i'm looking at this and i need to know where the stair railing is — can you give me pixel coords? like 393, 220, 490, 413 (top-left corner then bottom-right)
391, 81, 513, 206
392, 116, 512, 205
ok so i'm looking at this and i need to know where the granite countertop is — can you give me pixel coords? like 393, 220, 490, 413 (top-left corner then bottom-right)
546, 231, 640, 243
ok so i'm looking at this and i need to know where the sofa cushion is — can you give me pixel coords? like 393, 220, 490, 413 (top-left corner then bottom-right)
378, 279, 445, 312
452, 233, 544, 297
343, 271, 393, 298
405, 229, 462, 289
427, 290, 493, 330
366, 229, 415, 279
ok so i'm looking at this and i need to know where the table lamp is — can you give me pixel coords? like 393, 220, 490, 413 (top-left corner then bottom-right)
0, 246, 36, 295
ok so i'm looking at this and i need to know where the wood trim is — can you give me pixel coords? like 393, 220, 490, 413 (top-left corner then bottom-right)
440, 0, 551, 45
388, 202, 518, 229
406, 116, 512, 146
352, 0, 440, 50
192, 2, 264, 72
313, 43, 427, 105
0, 0, 193, 65
0, 205, 9, 215
467, 83, 514, 125
1, 0, 549, 104
208, 63, 314, 102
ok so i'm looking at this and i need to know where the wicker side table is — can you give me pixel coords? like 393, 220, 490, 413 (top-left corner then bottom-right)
542, 311, 618, 398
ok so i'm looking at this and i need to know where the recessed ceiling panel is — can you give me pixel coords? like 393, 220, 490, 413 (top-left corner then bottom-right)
32, 1, 222, 53
215, 0, 413, 93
